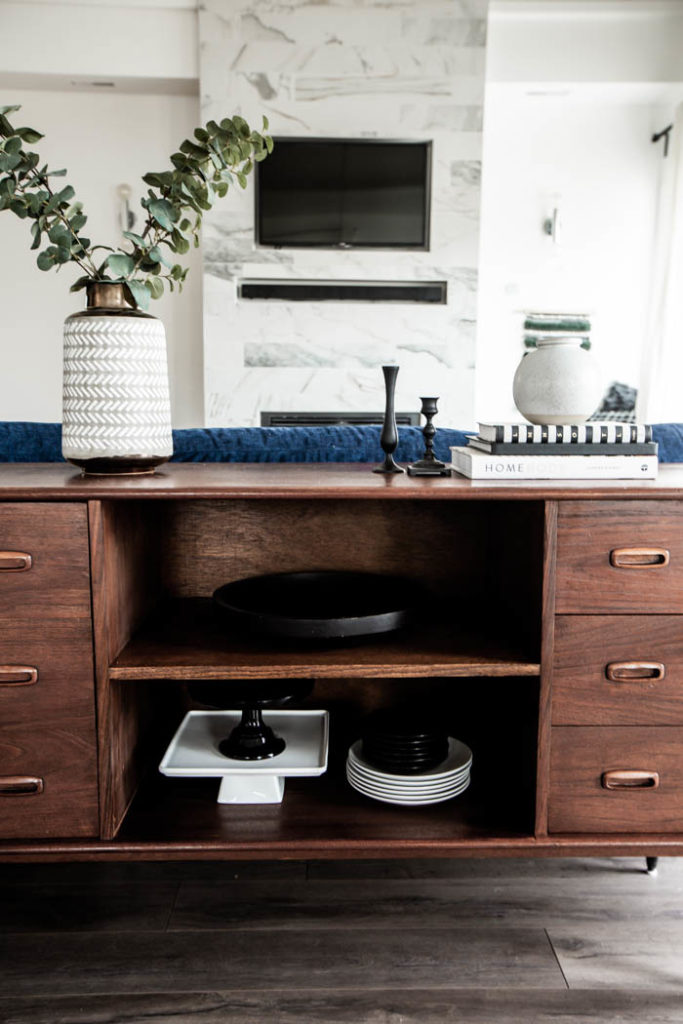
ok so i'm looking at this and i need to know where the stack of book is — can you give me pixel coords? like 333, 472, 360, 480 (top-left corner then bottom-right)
451, 422, 658, 480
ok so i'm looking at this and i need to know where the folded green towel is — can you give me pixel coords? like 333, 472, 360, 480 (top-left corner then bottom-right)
524, 315, 591, 332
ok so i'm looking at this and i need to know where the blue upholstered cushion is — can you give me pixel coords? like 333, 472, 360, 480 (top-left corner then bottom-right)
0, 421, 681, 463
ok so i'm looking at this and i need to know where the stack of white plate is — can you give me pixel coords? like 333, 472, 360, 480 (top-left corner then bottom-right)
346, 738, 472, 806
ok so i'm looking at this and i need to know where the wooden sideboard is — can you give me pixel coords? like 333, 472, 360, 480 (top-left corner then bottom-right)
1, 462, 683, 862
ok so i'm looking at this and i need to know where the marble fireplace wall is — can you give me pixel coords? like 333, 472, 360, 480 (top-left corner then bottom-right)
199, 0, 488, 427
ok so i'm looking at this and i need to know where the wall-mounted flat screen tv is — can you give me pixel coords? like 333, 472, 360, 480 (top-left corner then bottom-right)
255, 138, 432, 250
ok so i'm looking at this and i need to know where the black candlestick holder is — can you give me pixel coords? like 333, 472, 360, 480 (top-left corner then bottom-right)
373, 365, 404, 474
407, 397, 451, 477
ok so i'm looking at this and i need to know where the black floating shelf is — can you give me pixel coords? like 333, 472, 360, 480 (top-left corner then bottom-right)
239, 280, 448, 304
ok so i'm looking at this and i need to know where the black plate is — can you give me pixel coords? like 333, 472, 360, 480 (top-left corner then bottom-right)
213, 571, 416, 640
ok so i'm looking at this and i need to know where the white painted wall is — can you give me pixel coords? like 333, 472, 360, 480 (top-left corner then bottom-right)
476, 88, 662, 421
0, 1, 198, 86
0, 88, 203, 425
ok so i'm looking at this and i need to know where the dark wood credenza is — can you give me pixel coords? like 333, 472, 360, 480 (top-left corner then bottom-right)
2, 462, 683, 863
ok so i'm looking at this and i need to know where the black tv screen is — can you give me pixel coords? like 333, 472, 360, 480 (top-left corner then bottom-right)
255, 138, 431, 250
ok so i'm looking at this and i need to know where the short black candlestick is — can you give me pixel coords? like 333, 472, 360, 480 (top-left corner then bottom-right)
373, 364, 404, 474
407, 396, 451, 477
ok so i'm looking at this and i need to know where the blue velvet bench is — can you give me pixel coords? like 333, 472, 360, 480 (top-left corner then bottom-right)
1, 422, 683, 464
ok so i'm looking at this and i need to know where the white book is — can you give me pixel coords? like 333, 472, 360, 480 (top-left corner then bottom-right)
450, 447, 658, 480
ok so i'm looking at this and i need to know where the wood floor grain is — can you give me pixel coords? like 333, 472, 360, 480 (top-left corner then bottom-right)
2, 856, 683, 1021
0, 859, 306, 884
3, 989, 683, 1024
549, 921, 683, 989
307, 856, 663, 879
0, 882, 178, 933
169, 874, 683, 931
0, 926, 564, 996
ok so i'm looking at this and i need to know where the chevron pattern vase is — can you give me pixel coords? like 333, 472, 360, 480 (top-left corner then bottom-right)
62, 284, 173, 475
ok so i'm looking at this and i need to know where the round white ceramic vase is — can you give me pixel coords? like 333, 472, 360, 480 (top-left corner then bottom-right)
62, 282, 173, 474
512, 336, 602, 425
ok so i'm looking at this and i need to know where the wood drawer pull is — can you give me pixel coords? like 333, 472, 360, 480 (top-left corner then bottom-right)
610, 547, 670, 569
0, 551, 32, 572
0, 665, 38, 685
602, 770, 660, 790
606, 661, 666, 682
0, 776, 44, 796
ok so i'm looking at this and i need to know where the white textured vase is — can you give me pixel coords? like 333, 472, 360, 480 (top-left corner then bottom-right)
512, 336, 603, 426
62, 282, 173, 474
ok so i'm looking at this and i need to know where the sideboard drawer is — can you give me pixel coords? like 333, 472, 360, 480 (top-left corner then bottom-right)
552, 616, 683, 725
0, 503, 91, 626
0, 720, 98, 838
556, 502, 683, 613
549, 726, 683, 833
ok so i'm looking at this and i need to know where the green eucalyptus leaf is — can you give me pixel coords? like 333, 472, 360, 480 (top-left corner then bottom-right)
48, 168, 67, 177
232, 115, 250, 137
266, 135, 274, 154
148, 244, 171, 268
37, 248, 57, 270
9, 197, 28, 217
0, 114, 15, 135
148, 276, 164, 300
0, 176, 14, 198
70, 213, 87, 232
15, 127, 43, 144
56, 245, 71, 264
124, 279, 151, 311
106, 252, 135, 277
194, 127, 209, 142
171, 229, 190, 254
236, 171, 247, 189
148, 197, 176, 231
262, 115, 269, 131
0, 105, 21, 117
122, 230, 147, 248
3, 136, 22, 154
0, 152, 21, 171
48, 223, 70, 244
69, 275, 91, 292
30, 221, 41, 250
55, 185, 75, 205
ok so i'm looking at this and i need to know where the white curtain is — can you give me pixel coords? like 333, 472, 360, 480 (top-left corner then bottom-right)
638, 103, 683, 423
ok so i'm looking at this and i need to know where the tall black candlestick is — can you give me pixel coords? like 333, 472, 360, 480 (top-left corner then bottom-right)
373, 365, 404, 474
407, 396, 451, 476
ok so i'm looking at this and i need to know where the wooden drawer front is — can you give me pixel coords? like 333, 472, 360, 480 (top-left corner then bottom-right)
0, 636, 95, 728
556, 501, 683, 613
0, 503, 91, 626
0, 720, 98, 838
549, 726, 683, 833
552, 616, 683, 725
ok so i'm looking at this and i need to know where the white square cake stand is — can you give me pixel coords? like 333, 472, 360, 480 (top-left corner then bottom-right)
159, 709, 329, 804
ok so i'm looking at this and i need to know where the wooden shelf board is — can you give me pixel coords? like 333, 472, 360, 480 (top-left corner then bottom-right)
110, 599, 540, 681
112, 769, 532, 853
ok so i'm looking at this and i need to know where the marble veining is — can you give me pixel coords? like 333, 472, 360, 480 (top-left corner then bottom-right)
199, 0, 488, 426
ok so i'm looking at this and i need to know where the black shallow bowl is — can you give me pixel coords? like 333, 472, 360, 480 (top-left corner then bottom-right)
213, 571, 417, 640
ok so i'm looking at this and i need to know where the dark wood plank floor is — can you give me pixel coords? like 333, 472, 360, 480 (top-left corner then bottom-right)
1, 856, 683, 1022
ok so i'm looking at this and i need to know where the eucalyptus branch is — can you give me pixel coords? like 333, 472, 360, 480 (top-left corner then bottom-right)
0, 105, 273, 310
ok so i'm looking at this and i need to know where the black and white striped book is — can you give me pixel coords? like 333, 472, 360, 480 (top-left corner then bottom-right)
477, 422, 653, 444
466, 436, 658, 457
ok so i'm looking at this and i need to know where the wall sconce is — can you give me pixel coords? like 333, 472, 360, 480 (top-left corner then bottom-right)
543, 206, 563, 245
117, 183, 135, 234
